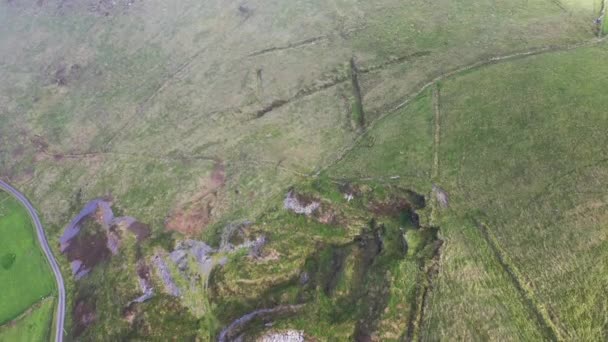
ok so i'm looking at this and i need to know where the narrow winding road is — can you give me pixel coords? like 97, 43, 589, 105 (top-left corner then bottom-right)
0, 180, 65, 342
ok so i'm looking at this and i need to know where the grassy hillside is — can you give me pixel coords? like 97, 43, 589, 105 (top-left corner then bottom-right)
429, 43, 608, 341
317, 43, 608, 340
0, 192, 54, 324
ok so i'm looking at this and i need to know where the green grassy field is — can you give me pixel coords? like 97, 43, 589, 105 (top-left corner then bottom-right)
422, 215, 551, 341
324, 84, 553, 341
0, 298, 54, 342
327, 89, 434, 192
430, 43, 608, 340
317, 42, 608, 340
0, 192, 54, 325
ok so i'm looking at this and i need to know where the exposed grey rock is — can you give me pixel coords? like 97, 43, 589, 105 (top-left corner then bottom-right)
283, 190, 319, 215
74, 268, 90, 280
106, 230, 121, 255
220, 221, 253, 251
258, 330, 305, 342
248, 235, 267, 258
171, 239, 216, 277
168, 232, 267, 295
71, 260, 83, 274
132, 285, 154, 303
132, 261, 154, 303
432, 185, 449, 208
70, 259, 91, 280
151, 254, 180, 297
188, 240, 214, 264
169, 249, 188, 270
60, 199, 104, 252
98, 201, 114, 228
218, 305, 305, 342
61, 199, 146, 258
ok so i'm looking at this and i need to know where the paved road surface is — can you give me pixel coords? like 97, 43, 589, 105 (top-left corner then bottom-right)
0, 180, 65, 342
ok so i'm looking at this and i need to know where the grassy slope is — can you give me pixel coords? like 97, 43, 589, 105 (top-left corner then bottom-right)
422, 215, 548, 341
328, 89, 434, 193
0, 192, 54, 324
208, 176, 434, 340
327, 93, 548, 340
0, 298, 54, 342
432, 43, 608, 340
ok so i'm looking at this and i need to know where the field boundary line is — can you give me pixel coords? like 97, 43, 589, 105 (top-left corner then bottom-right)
403, 238, 443, 341
0, 296, 54, 329
431, 84, 441, 181
548, 0, 567, 12
317, 36, 607, 176
474, 219, 563, 341
244, 24, 368, 59
410, 84, 444, 341
247, 35, 327, 57
403, 270, 424, 341
599, 0, 607, 37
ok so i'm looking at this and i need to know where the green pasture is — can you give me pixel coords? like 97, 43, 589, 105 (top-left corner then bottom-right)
0, 191, 54, 325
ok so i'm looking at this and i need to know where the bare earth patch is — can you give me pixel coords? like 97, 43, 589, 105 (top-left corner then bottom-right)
73, 299, 96, 338
127, 222, 151, 241
166, 162, 226, 236
61, 199, 150, 277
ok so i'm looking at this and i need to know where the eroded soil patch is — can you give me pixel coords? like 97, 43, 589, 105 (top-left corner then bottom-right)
61, 198, 150, 278
127, 222, 151, 241
65, 226, 111, 280
370, 191, 425, 228
166, 161, 226, 236
73, 298, 96, 338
